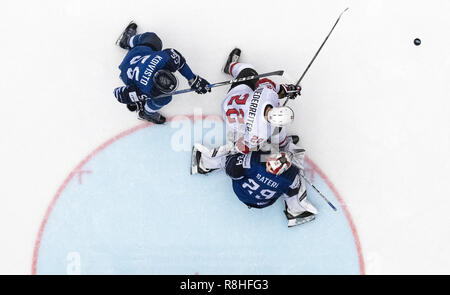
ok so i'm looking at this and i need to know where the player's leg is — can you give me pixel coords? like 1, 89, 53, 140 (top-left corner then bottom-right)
138, 96, 172, 124
129, 32, 163, 51
117, 22, 138, 50
117, 21, 163, 51
229, 67, 259, 92
220, 50, 262, 155
223, 48, 241, 74
223, 48, 259, 91
284, 180, 318, 227
199, 153, 225, 172
191, 142, 234, 175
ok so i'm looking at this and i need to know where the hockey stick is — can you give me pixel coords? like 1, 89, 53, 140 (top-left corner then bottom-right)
301, 174, 337, 211
283, 8, 349, 106
155, 70, 284, 98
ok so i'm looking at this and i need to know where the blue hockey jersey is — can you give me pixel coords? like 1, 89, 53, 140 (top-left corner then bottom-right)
225, 151, 301, 208
117, 46, 195, 98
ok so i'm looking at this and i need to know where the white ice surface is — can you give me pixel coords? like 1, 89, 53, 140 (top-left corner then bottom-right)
0, 0, 449, 274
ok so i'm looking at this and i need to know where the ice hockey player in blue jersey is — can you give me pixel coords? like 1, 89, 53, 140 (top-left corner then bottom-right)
225, 149, 318, 227
114, 22, 211, 124
191, 138, 318, 227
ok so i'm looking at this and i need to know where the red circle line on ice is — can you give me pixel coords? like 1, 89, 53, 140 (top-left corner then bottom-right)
31, 115, 365, 275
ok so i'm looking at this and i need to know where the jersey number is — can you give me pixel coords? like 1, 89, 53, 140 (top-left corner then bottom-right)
226, 108, 245, 124
126, 55, 151, 81
227, 93, 249, 105
242, 179, 276, 200
226, 94, 249, 124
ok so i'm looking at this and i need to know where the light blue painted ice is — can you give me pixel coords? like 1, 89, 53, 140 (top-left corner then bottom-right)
36, 119, 360, 274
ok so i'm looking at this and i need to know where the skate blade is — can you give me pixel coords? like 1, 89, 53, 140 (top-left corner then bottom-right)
222, 47, 240, 73
287, 215, 315, 227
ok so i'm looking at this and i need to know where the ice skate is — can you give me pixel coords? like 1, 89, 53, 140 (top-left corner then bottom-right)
223, 48, 241, 74
116, 21, 137, 49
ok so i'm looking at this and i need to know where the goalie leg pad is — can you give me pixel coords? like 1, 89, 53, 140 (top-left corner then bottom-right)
200, 153, 226, 171
284, 196, 318, 228
190, 144, 231, 175
285, 179, 318, 219
193, 142, 234, 158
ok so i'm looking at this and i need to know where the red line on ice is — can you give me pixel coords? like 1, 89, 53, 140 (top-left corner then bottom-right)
305, 157, 365, 275
76, 169, 92, 184
31, 115, 364, 275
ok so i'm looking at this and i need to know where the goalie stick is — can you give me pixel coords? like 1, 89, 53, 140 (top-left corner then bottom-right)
283, 8, 349, 106
156, 70, 284, 98
301, 174, 337, 211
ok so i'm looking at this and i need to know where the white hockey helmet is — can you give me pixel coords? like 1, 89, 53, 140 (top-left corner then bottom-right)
266, 152, 292, 176
267, 106, 294, 127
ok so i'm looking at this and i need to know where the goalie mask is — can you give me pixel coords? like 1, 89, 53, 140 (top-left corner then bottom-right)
153, 69, 178, 94
267, 106, 294, 127
266, 152, 292, 176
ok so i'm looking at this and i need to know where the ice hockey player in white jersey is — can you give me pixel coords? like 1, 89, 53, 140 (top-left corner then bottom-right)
221, 48, 301, 154
192, 138, 318, 227
192, 48, 302, 174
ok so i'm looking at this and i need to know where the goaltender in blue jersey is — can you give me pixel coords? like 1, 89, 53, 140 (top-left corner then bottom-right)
191, 138, 318, 227
114, 22, 211, 124
225, 151, 300, 208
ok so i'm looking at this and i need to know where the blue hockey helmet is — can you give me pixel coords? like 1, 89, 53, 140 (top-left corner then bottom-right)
153, 69, 178, 94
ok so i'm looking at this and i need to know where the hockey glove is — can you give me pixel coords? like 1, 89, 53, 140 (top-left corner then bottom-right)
126, 85, 147, 112
279, 84, 301, 99
126, 100, 144, 112
114, 84, 148, 104
128, 85, 148, 102
189, 75, 211, 94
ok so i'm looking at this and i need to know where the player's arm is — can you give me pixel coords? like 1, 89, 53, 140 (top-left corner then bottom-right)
163, 48, 211, 94
113, 84, 148, 104
277, 84, 302, 99
234, 137, 252, 154
244, 127, 272, 153
283, 173, 318, 226
234, 136, 268, 154
254, 78, 301, 99
225, 153, 251, 180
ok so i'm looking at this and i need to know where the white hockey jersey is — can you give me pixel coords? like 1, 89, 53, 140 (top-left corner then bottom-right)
221, 80, 281, 153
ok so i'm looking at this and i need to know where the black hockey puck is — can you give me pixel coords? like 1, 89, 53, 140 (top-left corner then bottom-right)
414, 38, 421, 46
